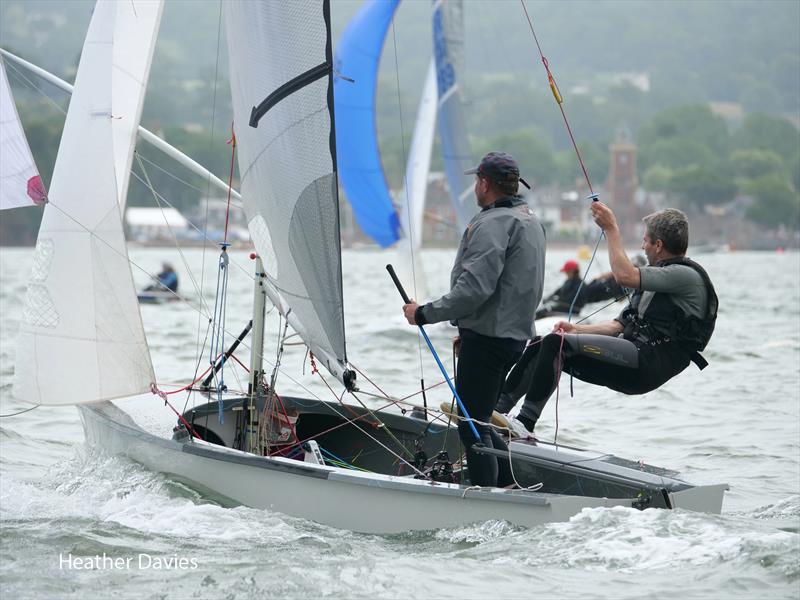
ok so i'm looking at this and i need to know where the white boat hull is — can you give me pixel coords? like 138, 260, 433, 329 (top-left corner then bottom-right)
78, 402, 638, 533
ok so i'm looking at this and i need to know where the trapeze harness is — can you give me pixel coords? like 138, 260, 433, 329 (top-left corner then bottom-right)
617, 257, 719, 370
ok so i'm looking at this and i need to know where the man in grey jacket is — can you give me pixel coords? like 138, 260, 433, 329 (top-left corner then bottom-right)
402, 152, 546, 487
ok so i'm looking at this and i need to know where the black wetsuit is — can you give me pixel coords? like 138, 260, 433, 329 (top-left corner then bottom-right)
498, 258, 717, 432
455, 330, 523, 487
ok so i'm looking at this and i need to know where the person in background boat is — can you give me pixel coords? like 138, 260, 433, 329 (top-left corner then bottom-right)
496, 204, 718, 436
536, 255, 648, 320
401, 151, 546, 488
145, 262, 179, 293
535, 259, 584, 319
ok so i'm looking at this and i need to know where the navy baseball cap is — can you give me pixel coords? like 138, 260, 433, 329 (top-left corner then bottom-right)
465, 151, 531, 189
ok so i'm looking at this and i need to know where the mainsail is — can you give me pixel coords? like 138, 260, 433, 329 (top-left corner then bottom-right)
433, 0, 477, 230
0, 57, 46, 209
13, 0, 163, 405
224, 0, 353, 387
333, 0, 402, 249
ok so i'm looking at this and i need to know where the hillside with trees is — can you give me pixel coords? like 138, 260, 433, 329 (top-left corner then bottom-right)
0, 0, 797, 245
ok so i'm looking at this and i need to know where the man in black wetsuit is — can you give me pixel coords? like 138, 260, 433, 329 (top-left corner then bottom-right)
497, 203, 718, 436
401, 152, 546, 487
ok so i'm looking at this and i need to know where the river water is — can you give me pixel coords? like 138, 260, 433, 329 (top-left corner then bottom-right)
0, 245, 798, 599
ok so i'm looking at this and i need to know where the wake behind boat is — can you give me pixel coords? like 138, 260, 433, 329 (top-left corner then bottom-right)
8, 0, 726, 534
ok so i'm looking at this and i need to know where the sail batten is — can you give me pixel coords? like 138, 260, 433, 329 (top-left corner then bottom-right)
13, 0, 163, 406
224, 0, 351, 386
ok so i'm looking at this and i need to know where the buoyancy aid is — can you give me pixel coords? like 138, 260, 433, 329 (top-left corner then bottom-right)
619, 257, 718, 370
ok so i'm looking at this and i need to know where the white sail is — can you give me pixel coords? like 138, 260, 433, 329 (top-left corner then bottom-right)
395, 60, 437, 301
224, 1, 352, 386
433, 0, 477, 230
0, 56, 46, 209
13, 0, 162, 406
110, 0, 164, 209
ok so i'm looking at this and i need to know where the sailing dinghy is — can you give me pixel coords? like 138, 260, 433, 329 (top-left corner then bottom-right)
10, 0, 726, 534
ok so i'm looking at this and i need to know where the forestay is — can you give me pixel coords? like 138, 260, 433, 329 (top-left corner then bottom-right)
433, 0, 477, 230
0, 57, 46, 209
224, 1, 353, 387
14, 0, 163, 405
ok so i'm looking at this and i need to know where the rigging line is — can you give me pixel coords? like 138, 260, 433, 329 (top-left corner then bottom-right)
3, 58, 69, 117
195, 0, 227, 397
389, 15, 427, 386
222, 124, 236, 244
519, 0, 594, 194
336, 387, 452, 429
567, 228, 606, 323
41, 199, 210, 318
128, 163, 255, 282
349, 390, 416, 460
277, 396, 420, 463
31, 198, 264, 379
0, 405, 39, 418
262, 314, 291, 455
182, 318, 213, 415
552, 329, 567, 444
309, 359, 418, 464
134, 153, 212, 315
575, 291, 629, 325
134, 152, 209, 195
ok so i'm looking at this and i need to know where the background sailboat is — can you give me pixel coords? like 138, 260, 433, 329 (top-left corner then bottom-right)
334, 0, 479, 300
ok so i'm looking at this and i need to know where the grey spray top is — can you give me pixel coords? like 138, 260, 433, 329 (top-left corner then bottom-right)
419, 196, 546, 341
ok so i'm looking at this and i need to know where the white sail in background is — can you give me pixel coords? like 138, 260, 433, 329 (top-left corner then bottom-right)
13, 0, 163, 406
433, 0, 477, 230
224, 1, 352, 386
396, 60, 437, 301
0, 57, 46, 209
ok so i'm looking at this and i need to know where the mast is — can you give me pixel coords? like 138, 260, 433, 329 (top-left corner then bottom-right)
245, 254, 267, 453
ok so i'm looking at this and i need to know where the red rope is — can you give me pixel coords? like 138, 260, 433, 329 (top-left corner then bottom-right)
350, 362, 391, 399
223, 123, 237, 243
163, 364, 214, 395
520, 0, 594, 195
150, 383, 201, 439
161, 351, 249, 396
552, 330, 567, 444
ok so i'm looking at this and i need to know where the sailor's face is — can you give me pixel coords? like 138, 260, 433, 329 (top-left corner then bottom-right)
642, 232, 657, 265
474, 175, 488, 206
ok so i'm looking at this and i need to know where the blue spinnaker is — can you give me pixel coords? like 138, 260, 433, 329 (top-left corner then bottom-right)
334, 0, 401, 248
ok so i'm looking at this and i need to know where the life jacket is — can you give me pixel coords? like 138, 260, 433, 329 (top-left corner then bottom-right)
619, 257, 718, 370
